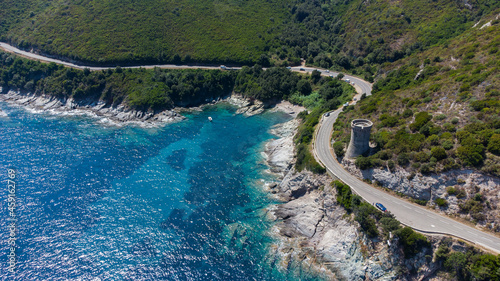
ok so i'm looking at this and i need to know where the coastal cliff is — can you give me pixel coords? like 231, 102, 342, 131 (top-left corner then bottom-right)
0, 89, 295, 127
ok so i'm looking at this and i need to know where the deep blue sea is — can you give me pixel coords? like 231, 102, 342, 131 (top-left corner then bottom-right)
0, 102, 323, 280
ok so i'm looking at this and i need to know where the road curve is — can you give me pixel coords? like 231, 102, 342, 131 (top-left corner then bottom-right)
2, 41, 500, 253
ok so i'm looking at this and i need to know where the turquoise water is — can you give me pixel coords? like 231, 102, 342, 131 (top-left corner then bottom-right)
0, 103, 322, 280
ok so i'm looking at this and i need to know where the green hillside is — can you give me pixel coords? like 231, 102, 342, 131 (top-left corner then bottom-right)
333, 15, 500, 176
1, 0, 498, 66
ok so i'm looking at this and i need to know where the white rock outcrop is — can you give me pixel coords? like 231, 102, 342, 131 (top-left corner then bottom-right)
0, 90, 184, 127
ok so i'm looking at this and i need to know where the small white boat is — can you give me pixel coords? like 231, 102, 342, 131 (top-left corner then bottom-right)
208, 117, 213, 122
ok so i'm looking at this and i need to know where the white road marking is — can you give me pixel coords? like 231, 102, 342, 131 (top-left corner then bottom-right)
431, 225, 435, 228
439, 220, 450, 225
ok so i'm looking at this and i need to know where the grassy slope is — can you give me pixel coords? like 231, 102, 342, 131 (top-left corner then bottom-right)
1, 0, 289, 65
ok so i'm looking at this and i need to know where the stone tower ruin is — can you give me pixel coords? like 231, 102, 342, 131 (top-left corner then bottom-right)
345, 119, 373, 158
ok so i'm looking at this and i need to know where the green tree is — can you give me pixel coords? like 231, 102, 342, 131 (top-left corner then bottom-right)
380, 216, 401, 234
457, 144, 485, 167
397, 153, 410, 166
356, 156, 373, 169
395, 227, 430, 258
334, 181, 353, 210
311, 70, 322, 83
444, 252, 468, 278
410, 112, 432, 132
434, 197, 448, 207
354, 204, 379, 238
470, 254, 500, 281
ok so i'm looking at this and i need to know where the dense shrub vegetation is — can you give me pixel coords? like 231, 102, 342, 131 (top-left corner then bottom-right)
273, 0, 498, 75
333, 18, 500, 177
234, 66, 300, 102
0, 0, 288, 65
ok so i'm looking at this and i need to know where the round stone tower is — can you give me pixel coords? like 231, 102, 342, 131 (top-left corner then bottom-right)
345, 119, 373, 158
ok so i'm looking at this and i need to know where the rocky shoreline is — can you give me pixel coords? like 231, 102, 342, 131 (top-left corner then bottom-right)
261, 114, 467, 280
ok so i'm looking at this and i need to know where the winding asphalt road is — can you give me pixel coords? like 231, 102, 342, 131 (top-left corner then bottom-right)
2, 42, 499, 253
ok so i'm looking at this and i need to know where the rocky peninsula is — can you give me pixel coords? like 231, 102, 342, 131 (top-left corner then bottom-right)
0, 86, 479, 280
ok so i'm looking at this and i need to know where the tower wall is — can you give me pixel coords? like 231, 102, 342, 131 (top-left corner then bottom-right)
345, 119, 373, 158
